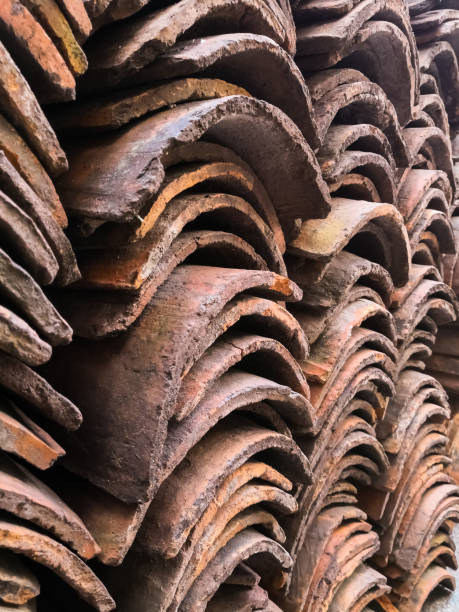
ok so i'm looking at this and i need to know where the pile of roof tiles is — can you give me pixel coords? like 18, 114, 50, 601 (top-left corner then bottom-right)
0, 0, 116, 611
2, 0, 459, 611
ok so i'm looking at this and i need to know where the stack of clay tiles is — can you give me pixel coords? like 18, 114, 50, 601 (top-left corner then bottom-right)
408, 0, 459, 504
40, 2, 327, 610
409, 0, 459, 597
426, 125, 459, 485
0, 1, 115, 611
290, 0, 459, 610
3, 0, 459, 611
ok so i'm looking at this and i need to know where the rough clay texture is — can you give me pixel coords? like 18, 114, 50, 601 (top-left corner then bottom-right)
3, 1, 459, 612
